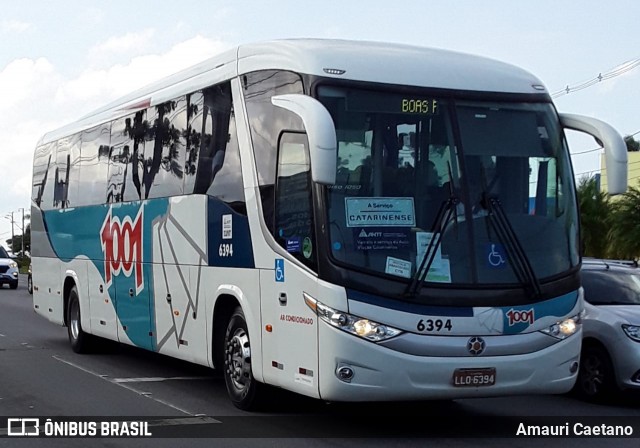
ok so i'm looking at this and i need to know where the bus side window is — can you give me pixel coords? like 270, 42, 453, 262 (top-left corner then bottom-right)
78, 123, 111, 207
144, 97, 187, 199
107, 112, 148, 203
53, 134, 81, 209
52, 139, 68, 209
206, 108, 246, 215
32, 142, 55, 209
243, 70, 304, 233
274, 132, 316, 270
184, 83, 233, 196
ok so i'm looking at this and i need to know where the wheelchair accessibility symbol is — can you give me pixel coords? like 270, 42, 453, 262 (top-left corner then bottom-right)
275, 259, 285, 282
487, 243, 506, 268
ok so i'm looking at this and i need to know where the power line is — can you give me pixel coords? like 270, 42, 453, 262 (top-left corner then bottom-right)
571, 146, 602, 156
552, 57, 640, 99
569, 129, 640, 159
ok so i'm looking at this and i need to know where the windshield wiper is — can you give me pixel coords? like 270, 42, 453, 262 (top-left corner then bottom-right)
404, 190, 460, 298
481, 192, 542, 299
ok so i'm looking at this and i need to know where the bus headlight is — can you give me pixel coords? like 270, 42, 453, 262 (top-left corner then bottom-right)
303, 293, 402, 342
540, 313, 581, 340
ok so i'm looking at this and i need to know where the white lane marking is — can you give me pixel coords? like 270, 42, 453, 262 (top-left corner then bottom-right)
52, 355, 201, 416
0, 334, 5, 337
147, 416, 220, 426
112, 376, 211, 383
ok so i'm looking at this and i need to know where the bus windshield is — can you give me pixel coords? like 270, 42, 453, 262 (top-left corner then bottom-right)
318, 86, 579, 287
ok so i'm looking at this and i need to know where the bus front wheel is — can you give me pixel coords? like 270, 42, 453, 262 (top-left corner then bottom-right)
67, 286, 92, 354
223, 306, 265, 410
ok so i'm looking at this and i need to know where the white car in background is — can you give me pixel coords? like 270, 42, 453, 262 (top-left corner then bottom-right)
0, 246, 19, 289
573, 258, 640, 401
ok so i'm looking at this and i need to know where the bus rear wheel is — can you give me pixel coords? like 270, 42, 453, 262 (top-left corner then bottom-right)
67, 286, 92, 353
223, 306, 265, 410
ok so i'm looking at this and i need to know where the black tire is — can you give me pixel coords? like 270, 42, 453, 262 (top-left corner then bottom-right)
67, 286, 92, 353
9, 281, 17, 290
223, 306, 265, 411
573, 344, 617, 402
27, 275, 32, 294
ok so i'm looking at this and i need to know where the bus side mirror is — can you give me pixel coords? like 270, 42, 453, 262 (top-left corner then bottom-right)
559, 113, 628, 195
272, 94, 337, 185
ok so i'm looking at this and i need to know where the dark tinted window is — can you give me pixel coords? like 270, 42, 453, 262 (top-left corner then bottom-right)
582, 268, 640, 305
52, 138, 69, 209
144, 98, 187, 199
78, 123, 111, 206
32, 142, 55, 209
274, 132, 316, 270
184, 83, 233, 195
207, 111, 246, 214
108, 112, 146, 203
184, 91, 206, 193
243, 71, 304, 232
0, 246, 8, 258
53, 133, 81, 209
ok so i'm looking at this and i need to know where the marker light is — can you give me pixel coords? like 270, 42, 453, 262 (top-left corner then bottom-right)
622, 325, 640, 342
323, 68, 346, 75
540, 313, 582, 340
303, 293, 402, 342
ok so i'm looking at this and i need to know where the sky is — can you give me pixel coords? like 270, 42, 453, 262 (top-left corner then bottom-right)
1, 0, 639, 249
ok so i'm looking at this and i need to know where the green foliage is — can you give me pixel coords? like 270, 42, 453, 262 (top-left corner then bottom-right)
625, 135, 640, 152
575, 176, 640, 260
576, 176, 640, 261
16, 255, 30, 273
576, 175, 612, 258
608, 185, 640, 259
5, 223, 30, 255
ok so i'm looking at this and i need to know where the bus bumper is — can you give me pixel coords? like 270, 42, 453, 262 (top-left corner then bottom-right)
317, 323, 580, 402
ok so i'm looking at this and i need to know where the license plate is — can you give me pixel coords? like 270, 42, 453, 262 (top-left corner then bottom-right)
452, 368, 496, 387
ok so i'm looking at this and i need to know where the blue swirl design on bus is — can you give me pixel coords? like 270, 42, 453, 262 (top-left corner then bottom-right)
43, 200, 169, 349
347, 288, 578, 334
499, 290, 578, 335
41, 196, 255, 350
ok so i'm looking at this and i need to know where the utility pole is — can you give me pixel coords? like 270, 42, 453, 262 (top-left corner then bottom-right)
4, 212, 14, 254
18, 208, 25, 256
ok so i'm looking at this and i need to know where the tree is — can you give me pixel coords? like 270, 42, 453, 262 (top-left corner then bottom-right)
625, 135, 640, 152
608, 185, 640, 259
122, 101, 184, 200
576, 175, 612, 258
5, 223, 30, 255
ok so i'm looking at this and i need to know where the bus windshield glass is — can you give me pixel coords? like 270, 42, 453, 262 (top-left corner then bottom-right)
318, 86, 579, 287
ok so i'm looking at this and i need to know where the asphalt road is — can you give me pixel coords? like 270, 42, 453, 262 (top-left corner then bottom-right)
1, 274, 640, 447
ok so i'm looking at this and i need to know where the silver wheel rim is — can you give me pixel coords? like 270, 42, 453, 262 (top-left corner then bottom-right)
70, 301, 80, 340
225, 328, 252, 394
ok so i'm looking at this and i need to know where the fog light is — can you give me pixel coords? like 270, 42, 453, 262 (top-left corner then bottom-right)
12, 272, 18, 277
570, 361, 579, 374
336, 366, 354, 383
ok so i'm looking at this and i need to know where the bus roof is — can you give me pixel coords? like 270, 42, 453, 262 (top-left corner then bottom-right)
39, 38, 548, 145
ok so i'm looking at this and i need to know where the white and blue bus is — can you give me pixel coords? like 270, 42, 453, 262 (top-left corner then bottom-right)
31, 39, 628, 410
